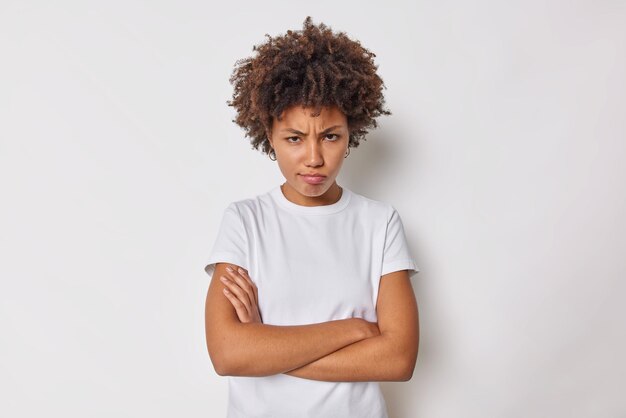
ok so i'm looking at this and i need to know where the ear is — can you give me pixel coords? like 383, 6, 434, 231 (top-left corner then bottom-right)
266, 129, 274, 148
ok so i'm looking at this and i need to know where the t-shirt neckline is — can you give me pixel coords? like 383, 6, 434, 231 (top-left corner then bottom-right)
270, 184, 352, 215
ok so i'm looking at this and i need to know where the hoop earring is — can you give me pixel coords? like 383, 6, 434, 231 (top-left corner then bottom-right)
269, 151, 276, 161
344, 148, 350, 158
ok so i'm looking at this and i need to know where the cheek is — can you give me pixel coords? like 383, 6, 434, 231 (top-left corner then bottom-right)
329, 151, 347, 165
276, 158, 297, 176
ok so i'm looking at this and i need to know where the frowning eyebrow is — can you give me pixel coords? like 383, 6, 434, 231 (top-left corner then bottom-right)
281, 125, 343, 135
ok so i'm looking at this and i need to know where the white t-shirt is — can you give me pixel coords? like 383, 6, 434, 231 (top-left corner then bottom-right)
204, 184, 419, 418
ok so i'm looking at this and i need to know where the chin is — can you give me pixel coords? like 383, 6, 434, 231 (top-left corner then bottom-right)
301, 184, 331, 196
291, 180, 329, 195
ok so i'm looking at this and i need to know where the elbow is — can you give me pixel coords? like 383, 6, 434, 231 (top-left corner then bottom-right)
212, 357, 230, 376
397, 346, 419, 382
383, 332, 419, 381
210, 339, 255, 377
208, 349, 231, 376
215, 365, 233, 377
206, 322, 249, 376
214, 364, 228, 377
207, 336, 240, 377
398, 361, 415, 381
397, 356, 417, 381
211, 350, 241, 377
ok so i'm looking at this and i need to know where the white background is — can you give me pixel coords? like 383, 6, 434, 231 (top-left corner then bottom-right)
1, 1, 625, 417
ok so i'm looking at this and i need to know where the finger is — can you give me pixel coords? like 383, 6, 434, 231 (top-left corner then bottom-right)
236, 270, 258, 307
236, 267, 259, 306
221, 274, 253, 318
226, 268, 256, 310
222, 288, 249, 321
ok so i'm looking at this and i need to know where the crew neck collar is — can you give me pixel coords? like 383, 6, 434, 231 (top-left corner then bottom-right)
270, 184, 352, 215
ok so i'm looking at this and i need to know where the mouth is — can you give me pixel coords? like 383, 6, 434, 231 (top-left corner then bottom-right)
300, 174, 327, 184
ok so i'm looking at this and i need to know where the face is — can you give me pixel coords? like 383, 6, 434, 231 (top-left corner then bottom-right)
268, 104, 350, 206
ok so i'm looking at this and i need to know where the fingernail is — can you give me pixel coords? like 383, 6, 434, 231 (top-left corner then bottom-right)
238, 268, 244, 274
220, 276, 228, 282
226, 266, 233, 272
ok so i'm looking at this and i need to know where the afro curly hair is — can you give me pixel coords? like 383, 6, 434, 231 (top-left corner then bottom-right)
227, 16, 392, 159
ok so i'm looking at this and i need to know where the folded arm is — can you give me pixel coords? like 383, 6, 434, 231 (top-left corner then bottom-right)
284, 269, 420, 382
204, 263, 377, 377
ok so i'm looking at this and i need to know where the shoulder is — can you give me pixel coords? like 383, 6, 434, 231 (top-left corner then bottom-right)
347, 188, 395, 221
226, 189, 274, 220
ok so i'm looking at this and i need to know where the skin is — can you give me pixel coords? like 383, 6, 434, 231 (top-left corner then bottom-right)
267, 104, 349, 207
211, 104, 420, 381
207, 262, 380, 377
220, 267, 419, 381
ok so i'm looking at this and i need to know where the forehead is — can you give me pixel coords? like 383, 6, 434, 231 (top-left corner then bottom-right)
275, 105, 347, 126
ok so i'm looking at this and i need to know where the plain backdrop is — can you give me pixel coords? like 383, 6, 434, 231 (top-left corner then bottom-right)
1, 1, 625, 417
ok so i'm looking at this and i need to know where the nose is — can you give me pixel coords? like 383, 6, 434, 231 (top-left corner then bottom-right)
305, 139, 323, 167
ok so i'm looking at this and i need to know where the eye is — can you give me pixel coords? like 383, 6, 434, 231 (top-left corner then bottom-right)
285, 134, 340, 143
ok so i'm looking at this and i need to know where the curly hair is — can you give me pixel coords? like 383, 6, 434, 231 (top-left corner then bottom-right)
227, 16, 392, 159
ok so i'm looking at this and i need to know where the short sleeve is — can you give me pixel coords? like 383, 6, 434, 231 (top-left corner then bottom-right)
381, 206, 420, 278
203, 203, 249, 278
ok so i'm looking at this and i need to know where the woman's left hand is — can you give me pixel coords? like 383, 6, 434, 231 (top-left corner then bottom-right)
220, 266, 262, 324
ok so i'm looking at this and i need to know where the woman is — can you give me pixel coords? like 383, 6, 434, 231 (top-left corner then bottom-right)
204, 16, 420, 418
